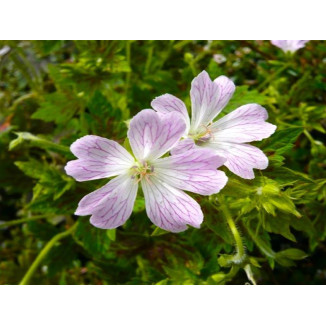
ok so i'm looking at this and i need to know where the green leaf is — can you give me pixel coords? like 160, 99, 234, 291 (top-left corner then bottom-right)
73, 219, 113, 259
15, 159, 74, 201
86, 91, 122, 134
276, 248, 308, 260
264, 215, 296, 242
106, 229, 116, 242
210, 273, 227, 284
32, 92, 83, 124
261, 127, 303, 165
222, 85, 270, 115
268, 196, 301, 218
205, 211, 233, 244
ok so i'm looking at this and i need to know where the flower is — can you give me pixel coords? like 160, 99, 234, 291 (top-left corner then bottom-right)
271, 40, 309, 53
151, 71, 276, 179
213, 54, 226, 64
65, 109, 228, 232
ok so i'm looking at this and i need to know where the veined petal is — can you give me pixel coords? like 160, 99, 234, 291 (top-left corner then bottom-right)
151, 94, 190, 133
190, 71, 220, 131
75, 173, 138, 229
141, 176, 203, 233
190, 71, 235, 131
128, 109, 186, 161
210, 104, 276, 143
170, 138, 196, 155
213, 75, 236, 113
65, 135, 135, 181
204, 142, 268, 179
153, 148, 227, 195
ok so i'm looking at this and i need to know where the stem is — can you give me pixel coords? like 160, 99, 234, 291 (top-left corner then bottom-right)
19, 223, 78, 285
220, 204, 246, 264
0, 215, 50, 229
9, 132, 71, 156
303, 129, 315, 145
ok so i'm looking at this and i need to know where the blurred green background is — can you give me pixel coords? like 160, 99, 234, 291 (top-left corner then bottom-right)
0, 40, 325, 285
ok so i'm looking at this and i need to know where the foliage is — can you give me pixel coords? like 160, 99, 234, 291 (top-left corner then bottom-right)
0, 40, 325, 285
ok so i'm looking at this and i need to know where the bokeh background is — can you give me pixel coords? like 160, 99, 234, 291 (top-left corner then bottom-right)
0, 40, 325, 285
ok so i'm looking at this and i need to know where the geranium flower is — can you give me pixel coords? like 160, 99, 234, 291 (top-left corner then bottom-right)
151, 71, 276, 179
271, 40, 309, 53
65, 110, 227, 232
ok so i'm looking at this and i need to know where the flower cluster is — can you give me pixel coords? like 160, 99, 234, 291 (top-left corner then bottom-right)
65, 71, 276, 232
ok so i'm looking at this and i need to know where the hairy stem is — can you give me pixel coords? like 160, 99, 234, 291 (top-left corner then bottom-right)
220, 204, 246, 264
19, 223, 78, 285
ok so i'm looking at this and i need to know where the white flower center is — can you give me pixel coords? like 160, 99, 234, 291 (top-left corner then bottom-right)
130, 161, 155, 183
189, 124, 213, 143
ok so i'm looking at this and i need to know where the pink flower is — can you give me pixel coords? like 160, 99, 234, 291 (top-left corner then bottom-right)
151, 71, 276, 179
271, 40, 309, 53
65, 110, 227, 232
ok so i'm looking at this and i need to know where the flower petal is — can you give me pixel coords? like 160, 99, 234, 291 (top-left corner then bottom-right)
271, 40, 308, 53
153, 148, 227, 195
75, 173, 138, 229
151, 94, 190, 133
204, 142, 268, 179
213, 75, 236, 112
190, 71, 235, 131
141, 176, 203, 233
65, 135, 135, 181
170, 138, 196, 155
128, 109, 186, 161
210, 104, 276, 143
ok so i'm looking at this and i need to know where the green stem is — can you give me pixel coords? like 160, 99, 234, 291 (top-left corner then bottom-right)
226, 265, 240, 279
0, 215, 50, 229
303, 129, 315, 145
9, 132, 71, 156
220, 204, 246, 264
19, 223, 78, 285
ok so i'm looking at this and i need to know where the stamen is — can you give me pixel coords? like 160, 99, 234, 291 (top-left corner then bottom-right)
130, 161, 155, 183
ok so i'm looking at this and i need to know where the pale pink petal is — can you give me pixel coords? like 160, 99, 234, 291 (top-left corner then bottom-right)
65, 135, 135, 181
190, 71, 235, 131
213, 75, 236, 113
151, 94, 190, 133
75, 173, 138, 229
210, 104, 276, 143
170, 138, 196, 155
153, 148, 227, 195
141, 176, 203, 233
271, 40, 309, 53
128, 109, 186, 161
204, 142, 268, 179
